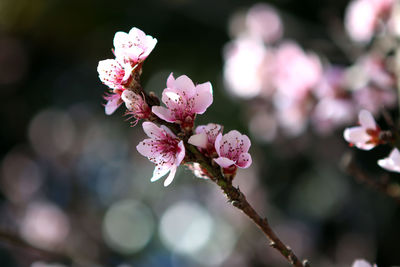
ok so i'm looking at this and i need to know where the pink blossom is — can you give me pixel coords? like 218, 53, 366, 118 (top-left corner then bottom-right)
359, 55, 394, 90
223, 38, 274, 98
353, 86, 396, 115
246, 3, 283, 43
103, 91, 124, 115
345, 0, 394, 42
97, 59, 133, 90
312, 98, 356, 134
113, 27, 157, 65
345, 0, 378, 42
352, 259, 377, 267
272, 42, 322, 100
378, 148, 400, 173
274, 98, 309, 136
121, 90, 151, 123
312, 67, 357, 133
343, 110, 381, 150
214, 130, 252, 169
152, 73, 213, 129
136, 122, 185, 186
188, 123, 223, 155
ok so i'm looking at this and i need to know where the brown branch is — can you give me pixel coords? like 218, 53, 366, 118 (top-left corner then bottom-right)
0, 229, 71, 263
186, 144, 308, 267
342, 153, 400, 206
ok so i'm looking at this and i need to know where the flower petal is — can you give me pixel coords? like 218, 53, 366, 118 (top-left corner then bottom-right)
136, 139, 154, 158
343, 127, 374, 150
351, 259, 374, 267
151, 166, 170, 182
105, 95, 123, 115
214, 133, 223, 156
188, 133, 208, 149
163, 166, 177, 186
160, 125, 177, 138
175, 141, 186, 166
166, 73, 175, 89
142, 121, 165, 139
152, 106, 175, 122
214, 157, 236, 168
236, 153, 252, 168
359, 109, 376, 129
378, 148, 400, 173
113, 31, 129, 49
174, 75, 195, 96
192, 82, 213, 114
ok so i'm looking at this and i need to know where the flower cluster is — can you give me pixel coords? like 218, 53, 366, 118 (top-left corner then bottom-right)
97, 27, 156, 122
223, 3, 397, 140
344, 109, 399, 173
98, 27, 252, 186
135, 73, 251, 185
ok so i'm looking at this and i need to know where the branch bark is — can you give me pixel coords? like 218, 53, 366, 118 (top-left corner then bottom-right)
187, 144, 308, 267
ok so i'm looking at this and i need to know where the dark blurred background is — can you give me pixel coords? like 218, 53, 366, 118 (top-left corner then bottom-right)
0, 0, 399, 267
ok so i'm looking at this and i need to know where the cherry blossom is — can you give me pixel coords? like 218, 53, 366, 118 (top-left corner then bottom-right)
352, 259, 377, 267
113, 27, 157, 65
214, 130, 252, 169
121, 90, 151, 124
136, 122, 185, 186
246, 3, 283, 43
378, 148, 400, 173
272, 42, 322, 100
188, 123, 223, 155
223, 38, 273, 98
343, 110, 381, 150
345, 0, 394, 42
97, 59, 133, 90
152, 73, 213, 129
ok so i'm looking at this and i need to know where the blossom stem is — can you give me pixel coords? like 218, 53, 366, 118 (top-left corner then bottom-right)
186, 144, 308, 267
0, 228, 72, 263
342, 153, 400, 206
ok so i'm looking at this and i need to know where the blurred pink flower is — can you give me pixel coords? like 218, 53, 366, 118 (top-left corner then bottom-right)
343, 110, 381, 150
152, 73, 213, 129
312, 67, 356, 133
113, 27, 157, 65
214, 130, 252, 169
246, 3, 283, 43
97, 59, 133, 90
136, 122, 185, 186
312, 98, 355, 134
121, 90, 151, 124
223, 38, 271, 98
378, 148, 400, 173
345, 0, 394, 42
352, 259, 377, 267
353, 86, 396, 114
359, 55, 394, 89
188, 123, 223, 155
275, 98, 309, 136
272, 42, 322, 100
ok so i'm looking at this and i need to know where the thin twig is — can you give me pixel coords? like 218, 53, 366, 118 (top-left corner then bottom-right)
0, 229, 71, 263
342, 153, 400, 206
187, 144, 307, 267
